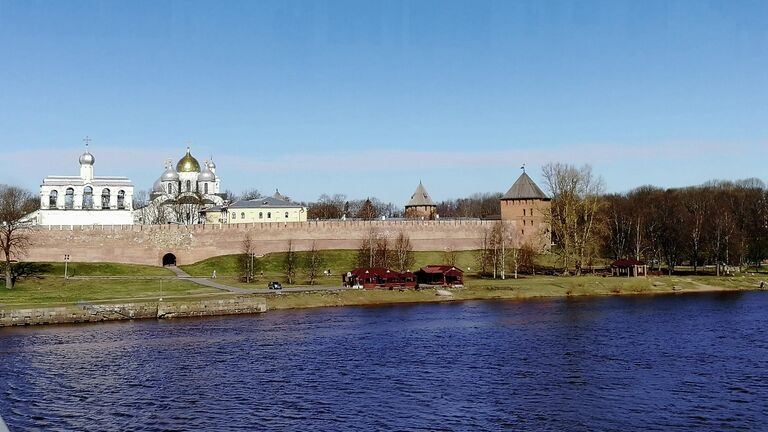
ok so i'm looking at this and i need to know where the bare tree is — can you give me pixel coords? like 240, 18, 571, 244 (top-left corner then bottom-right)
442, 246, 458, 267
304, 241, 324, 285
240, 188, 262, 200
240, 234, 255, 283
356, 228, 377, 268
0, 185, 37, 288
283, 240, 297, 284
356, 199, 379, 220
170, 193, 206, 225
542, 163, 605, 275
392, 231, 415, 272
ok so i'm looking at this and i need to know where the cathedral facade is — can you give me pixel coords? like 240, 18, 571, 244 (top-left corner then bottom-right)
136, 148, 225, 224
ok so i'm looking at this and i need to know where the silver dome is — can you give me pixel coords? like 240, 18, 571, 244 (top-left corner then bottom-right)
198, 162, 215, 182
79, 150, 95, 165
208, 159, 216, 170
153, 177, 165, 193
161, 166, 180, 182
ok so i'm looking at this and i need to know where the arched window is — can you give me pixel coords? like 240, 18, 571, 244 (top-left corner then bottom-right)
204, 183, 208, 194
65, 188, 74, 209
285, 212, 289, 218
231, 212, 236, 220
241, 212, 245, 219
101, 188, 111, 209
259, 212, 263, 219
186, 180, 191, 191
49, 190, 58, 208
167, 183, 173, 194
267, 212, 271, 219
83, 186, 93, 209
117, 190, 125, 209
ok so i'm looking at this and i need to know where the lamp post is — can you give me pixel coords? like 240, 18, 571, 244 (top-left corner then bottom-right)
63, 254, 70, 279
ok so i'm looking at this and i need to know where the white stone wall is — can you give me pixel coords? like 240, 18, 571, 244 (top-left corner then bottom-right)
39, 209, 134, 226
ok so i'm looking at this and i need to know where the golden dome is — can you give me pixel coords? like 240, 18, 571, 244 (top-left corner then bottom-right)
176, 147, 201, 172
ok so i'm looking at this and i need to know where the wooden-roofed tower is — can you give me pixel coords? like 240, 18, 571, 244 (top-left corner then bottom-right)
500, 170, 551, 248
405, 181, 437, 219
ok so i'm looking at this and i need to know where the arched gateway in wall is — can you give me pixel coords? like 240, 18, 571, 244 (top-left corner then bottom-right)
162, 253, 177, 266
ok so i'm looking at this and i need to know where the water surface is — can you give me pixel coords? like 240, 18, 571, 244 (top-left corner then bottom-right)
1, 292, 767, 431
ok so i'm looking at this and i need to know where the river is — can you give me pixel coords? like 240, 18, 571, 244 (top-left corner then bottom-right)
1, 292, 767, 431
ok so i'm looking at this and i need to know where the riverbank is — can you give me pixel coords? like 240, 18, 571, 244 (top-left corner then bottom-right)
265, 274, 764, 310
1, 274, 763, 327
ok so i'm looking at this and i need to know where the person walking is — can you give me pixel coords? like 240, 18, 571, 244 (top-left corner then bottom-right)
212, 270, 217, 279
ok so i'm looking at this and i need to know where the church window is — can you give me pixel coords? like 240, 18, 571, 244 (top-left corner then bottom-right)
168, 183, 173, 194
83, 186, 93, 209
117, 190, 125, 209
285, 212, 289, 218
523, 220, 526, 226
204, 183, 208, 194
241, 212, 245, 219
101, 188, 111, 209
523, 209, 526, 216
267, 212, 271, 219
259, 212, 263, 219
49, 190, 58, 208
65, 188, 74, 209
186, 180, 191, 191
231, 212, 236, 220
530, 208, 534, 216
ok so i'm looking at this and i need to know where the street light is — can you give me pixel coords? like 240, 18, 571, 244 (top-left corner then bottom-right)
63, 254, 70, 279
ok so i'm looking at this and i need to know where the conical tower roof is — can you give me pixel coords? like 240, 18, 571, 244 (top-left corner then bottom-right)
502, 172, 548, 200
406, 181, 436, 207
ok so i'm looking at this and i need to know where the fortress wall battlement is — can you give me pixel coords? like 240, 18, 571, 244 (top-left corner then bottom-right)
26, 219, 507, 266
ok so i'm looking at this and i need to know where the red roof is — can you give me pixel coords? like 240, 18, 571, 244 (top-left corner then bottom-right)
349, 268, 414, 278
418, 265, 464, 275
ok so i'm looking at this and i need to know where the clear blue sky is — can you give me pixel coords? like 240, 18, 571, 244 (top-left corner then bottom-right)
1, 0, 766, 204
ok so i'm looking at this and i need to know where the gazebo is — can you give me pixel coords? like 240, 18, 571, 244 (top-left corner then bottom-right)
611, 259, 647, 277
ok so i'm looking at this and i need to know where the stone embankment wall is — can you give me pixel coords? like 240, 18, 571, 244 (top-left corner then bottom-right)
0, 297, 267, 327
26, 219, 497, 266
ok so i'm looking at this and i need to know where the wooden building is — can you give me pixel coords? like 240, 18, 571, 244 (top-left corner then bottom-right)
611, 259, 648, 277
415, 265, 464, 287
343, 268, 417, 289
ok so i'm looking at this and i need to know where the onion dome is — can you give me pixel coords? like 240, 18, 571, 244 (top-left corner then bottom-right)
161, 165, 180, 182
208, 159, 216, 170
176, 147, 201, 172
79, 148, 95, 165
198, 162, 215, 182
153, 177, 165, 193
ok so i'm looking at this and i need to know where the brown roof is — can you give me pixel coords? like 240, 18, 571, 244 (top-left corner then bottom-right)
406, 181, 436, 207
502, 172, 548, 200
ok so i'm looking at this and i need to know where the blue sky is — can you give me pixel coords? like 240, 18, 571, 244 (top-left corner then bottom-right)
1, 0, 766, 204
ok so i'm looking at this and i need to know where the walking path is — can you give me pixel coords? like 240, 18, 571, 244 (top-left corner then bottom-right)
166, 265, 355, 295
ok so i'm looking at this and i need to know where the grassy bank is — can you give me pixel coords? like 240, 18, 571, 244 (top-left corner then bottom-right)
266, 274, 763, 310
0, 278, 219, 307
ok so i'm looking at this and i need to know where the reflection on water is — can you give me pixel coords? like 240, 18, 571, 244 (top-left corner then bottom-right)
1, 292, 767, 431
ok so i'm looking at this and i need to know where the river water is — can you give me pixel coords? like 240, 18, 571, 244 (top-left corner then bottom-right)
1, 292, 767, 431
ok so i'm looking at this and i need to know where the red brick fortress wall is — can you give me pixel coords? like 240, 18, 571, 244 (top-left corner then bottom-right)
25, 220, 500, 266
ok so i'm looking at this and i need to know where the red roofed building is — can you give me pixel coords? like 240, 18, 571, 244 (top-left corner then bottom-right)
343, 267, 417, 289
611, 259, 647, 277
415, 265, 464, 287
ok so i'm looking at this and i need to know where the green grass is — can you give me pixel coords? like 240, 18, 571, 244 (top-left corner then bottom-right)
180, 250, 481, 280
39, 262, 174, 277
0, 278, 220, 307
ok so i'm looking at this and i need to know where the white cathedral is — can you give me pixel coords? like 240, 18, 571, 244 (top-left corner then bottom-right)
38, 144, 135, 225
136, 147, 225, 224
